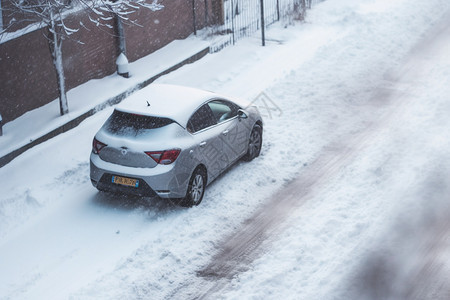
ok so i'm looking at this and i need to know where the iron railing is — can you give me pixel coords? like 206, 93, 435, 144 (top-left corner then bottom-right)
207, 0, 325, 52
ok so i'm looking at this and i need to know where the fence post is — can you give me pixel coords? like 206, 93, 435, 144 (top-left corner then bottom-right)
259, 0, 265, 46
231, 0, 235, 45
276, 0, 280, 21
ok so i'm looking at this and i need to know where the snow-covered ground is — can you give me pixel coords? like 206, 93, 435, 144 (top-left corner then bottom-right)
1, 0, 450, 299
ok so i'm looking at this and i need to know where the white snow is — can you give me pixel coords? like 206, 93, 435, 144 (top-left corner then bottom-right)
114, 83, 252, 127
0, 22, 45, 44
1, 0, 450, 299
115, 84, 216, 127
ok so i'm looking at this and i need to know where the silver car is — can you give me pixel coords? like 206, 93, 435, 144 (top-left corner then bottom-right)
90, 84, 263, 206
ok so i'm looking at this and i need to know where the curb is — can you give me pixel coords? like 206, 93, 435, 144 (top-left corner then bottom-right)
0, 46, 210, 168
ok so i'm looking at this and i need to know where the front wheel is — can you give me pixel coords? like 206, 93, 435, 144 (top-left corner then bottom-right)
180, 167, 206, 207
243, 124, 262, 161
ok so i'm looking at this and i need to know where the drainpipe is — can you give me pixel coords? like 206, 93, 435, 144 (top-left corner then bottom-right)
115, 14, 129, 77
116, 15, 126, 54
192, 0, 197, 35
204, 0, 208, 26
0, 0, 3, 32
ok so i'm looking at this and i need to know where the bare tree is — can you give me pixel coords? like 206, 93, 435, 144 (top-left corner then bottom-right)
1, 0, 163, 116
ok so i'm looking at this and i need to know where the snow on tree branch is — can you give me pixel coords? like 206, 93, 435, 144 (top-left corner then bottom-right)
2, 0, 164, 35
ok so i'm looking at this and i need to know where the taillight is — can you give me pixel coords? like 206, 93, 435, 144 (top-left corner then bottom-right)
92, 138, 107, 154
145, 149, 181, 165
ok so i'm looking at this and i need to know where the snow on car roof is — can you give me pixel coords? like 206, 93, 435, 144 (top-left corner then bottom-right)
115, 84, 233, 127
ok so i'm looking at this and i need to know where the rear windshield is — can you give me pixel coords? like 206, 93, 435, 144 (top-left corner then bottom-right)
104, 110, 174, 135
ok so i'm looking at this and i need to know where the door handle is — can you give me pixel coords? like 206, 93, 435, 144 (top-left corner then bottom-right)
199, 141, 207, 148
222, 130, 229, 136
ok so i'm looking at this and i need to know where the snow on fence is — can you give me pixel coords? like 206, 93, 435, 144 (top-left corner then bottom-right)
207, 0, 325, 52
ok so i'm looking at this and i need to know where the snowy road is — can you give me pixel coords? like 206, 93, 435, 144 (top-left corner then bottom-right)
1, 0, 450, 299
171, 9, 450, 299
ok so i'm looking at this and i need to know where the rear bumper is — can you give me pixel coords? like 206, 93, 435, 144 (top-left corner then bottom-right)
91, 173, 158, 197
90, 154, 191, 198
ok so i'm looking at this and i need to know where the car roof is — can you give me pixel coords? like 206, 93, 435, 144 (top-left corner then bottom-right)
115, 84, 241, 128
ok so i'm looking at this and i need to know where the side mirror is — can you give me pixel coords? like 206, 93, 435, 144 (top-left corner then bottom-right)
238, 109, 248, 120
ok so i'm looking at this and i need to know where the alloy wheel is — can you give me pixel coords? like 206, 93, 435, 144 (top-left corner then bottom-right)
190, 174, 204, 204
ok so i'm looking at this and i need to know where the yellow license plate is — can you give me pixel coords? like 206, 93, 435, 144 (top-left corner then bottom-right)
112, 175, 139, 188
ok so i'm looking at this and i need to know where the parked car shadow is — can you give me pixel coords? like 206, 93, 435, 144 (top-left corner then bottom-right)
91, 191, 182, 214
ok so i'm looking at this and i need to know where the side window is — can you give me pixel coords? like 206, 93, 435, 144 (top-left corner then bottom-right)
208, 100, 239, 123
187, 104, 217, 133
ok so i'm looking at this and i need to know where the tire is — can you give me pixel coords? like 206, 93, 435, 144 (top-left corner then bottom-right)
180, 167, 207, 207
243, 124, 262, 161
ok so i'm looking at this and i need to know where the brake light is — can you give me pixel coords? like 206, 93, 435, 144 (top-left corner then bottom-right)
145, 149, 181, 165
92, 138, 107, 154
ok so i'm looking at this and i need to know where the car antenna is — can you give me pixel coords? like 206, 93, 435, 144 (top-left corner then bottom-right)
146, 101, 151, 107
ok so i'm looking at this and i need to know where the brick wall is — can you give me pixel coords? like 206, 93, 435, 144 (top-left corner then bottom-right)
0, 0, 217, 124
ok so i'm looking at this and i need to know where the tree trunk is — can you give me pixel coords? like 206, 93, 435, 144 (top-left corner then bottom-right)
48, 12, 69, 116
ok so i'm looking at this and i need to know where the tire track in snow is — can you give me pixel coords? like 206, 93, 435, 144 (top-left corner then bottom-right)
405, 215, 450, 300
169, 82, 411, 299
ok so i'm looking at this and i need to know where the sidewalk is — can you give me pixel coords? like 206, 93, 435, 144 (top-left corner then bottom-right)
0, 37, 210, 168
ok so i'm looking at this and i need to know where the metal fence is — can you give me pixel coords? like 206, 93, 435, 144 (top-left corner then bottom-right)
207, 0, 325, 52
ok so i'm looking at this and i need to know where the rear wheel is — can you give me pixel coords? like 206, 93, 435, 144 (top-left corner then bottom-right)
180, 167, 206, 207
243, 124, 262, 161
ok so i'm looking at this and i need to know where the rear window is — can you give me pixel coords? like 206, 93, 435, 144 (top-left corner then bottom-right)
104, 110, 174, 135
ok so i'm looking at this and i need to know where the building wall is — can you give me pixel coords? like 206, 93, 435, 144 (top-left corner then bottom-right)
0, 0, 218, 124
0, 27, 58, 121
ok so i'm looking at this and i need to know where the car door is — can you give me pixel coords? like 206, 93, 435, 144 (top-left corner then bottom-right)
207, 100, 249, 166
187, 103, 227, 181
